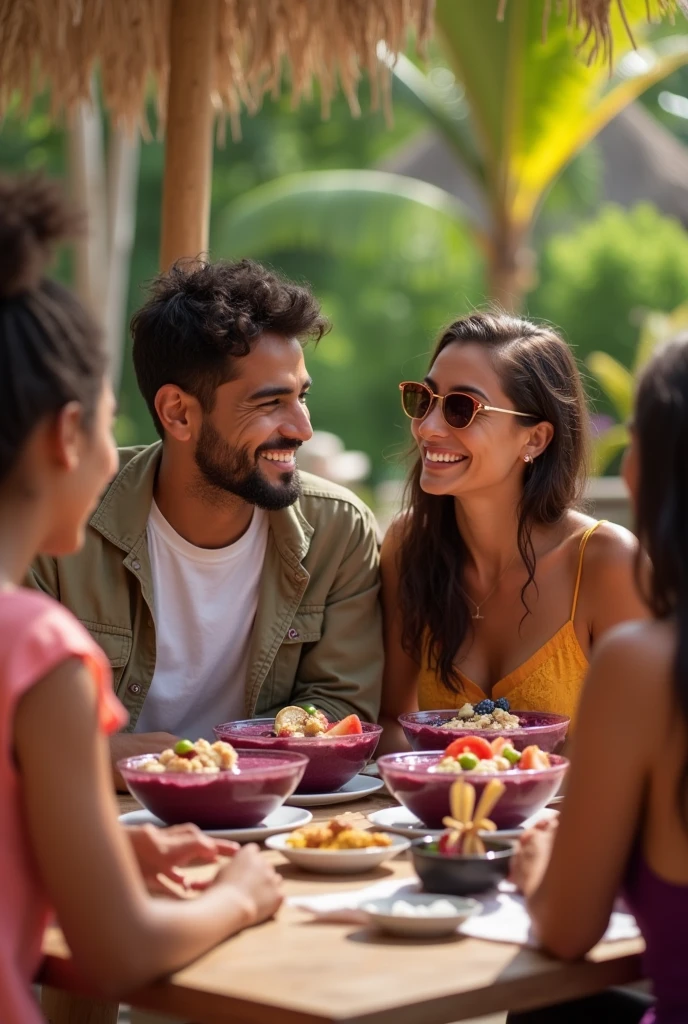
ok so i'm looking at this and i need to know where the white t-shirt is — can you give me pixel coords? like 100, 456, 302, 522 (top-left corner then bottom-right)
134, 501, 269, 739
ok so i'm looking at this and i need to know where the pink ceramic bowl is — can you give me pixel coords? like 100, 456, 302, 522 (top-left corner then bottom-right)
377, 751, 568, 830
213, 719, 382, 794
118, 750, 308, 829
399, 710, 569, 754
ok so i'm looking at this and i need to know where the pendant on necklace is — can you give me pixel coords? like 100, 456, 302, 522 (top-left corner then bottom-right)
473, 610, 483, 620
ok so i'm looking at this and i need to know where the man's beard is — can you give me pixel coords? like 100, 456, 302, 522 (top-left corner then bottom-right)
193, 419, 302, 511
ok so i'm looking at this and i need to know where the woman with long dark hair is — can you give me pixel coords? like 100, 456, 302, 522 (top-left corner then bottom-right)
380, 312, 646, 753
507, 335, 688, 1023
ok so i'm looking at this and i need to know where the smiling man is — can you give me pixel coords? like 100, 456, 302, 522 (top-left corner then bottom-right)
29, 259, 382, 783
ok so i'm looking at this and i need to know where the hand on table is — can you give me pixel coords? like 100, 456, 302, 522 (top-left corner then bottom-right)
216, 843, 284, 925
509, 816, 559, 898
128, 822, 239, 895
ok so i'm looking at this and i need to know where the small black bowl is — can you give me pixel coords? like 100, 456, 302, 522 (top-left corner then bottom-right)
411, 836, 515, 896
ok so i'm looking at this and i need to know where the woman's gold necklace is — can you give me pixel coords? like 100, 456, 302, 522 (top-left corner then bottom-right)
460, 553, 518, 620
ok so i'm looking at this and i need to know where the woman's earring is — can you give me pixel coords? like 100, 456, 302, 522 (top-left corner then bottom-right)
523, 454, 532, 463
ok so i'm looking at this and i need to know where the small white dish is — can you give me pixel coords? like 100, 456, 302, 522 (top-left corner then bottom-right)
118, 805, 313, 843
367, 804, 559, 842
362, 893, 481, 938
285, 774, 384, 807
367, 805, 441, 839
265, 832, 410, 873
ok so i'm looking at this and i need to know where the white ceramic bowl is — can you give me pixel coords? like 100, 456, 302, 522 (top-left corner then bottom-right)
265, 832, 410, 874
361, 893, 481, 938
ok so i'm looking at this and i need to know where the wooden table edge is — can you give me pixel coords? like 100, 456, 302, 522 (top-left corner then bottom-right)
41, 942, 644, 1024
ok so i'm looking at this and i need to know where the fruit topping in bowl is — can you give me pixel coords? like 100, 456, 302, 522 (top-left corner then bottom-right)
138, 738, 238, 774
440, 699, 520, 731
431, 735, 550, 775
286, 815, 392, 850
273, 704, 363, 738
438, 778, 504, 856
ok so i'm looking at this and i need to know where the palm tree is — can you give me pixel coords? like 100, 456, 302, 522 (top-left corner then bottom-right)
215, 0, 688, 311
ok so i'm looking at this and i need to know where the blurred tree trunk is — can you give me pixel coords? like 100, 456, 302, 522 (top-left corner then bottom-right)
67, 82, 139, 392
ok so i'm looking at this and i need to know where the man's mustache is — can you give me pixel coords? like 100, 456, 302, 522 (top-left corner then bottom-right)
255, 439, 304, 455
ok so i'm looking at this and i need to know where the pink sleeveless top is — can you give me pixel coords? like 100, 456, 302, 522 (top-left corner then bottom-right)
0, 588, 127, 1024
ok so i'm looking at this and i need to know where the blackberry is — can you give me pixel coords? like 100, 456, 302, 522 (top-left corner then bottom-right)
474, 699, 495, 715
494, 697, 511, 712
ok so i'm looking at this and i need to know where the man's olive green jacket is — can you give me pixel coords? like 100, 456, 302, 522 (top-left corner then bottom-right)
29, 444, 383, 730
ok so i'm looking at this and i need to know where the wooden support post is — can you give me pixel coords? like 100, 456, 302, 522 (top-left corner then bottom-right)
160, 0, 217, 270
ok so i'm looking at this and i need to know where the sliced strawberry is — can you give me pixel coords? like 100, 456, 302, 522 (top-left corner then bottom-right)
490, 736, 509, 756
438, 831, 461, 856
326, 714, 363, 736
444, 735, 493, 761
519, 745, 551, 770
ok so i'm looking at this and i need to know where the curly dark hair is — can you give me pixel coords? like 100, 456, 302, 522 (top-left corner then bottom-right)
0, 175, 106, 486
397, 311, 589, 694
131, 258, 330, 437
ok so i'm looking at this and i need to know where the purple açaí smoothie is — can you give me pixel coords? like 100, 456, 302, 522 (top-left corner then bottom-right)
119, 750, 308, 829
214, 720, 382, 793
400, 710, 570, 754
377, 751, 568, 830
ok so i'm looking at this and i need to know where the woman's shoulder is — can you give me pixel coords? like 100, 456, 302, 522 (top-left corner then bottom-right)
0, 588, 100, 683
380, 511, 411, 562
587, 618, 674, 701
562, 511, 638, 573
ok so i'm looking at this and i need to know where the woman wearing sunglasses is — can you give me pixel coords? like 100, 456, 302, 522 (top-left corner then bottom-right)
379, 311, 646, 755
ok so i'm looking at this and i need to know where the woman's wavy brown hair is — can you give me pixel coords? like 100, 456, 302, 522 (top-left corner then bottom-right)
397, 312, 589, 693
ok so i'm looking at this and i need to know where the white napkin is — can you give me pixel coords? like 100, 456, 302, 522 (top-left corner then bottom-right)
290, 880, 640, 947
290, 878, 420, 923
458, 889, 640, 947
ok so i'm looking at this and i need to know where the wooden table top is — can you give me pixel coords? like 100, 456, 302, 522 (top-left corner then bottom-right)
42, 791, 645, 1024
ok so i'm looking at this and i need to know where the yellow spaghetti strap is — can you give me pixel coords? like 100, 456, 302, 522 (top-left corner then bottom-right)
570, 520, 607, 620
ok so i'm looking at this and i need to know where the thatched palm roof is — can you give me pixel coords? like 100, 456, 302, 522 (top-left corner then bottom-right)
0, 0, 434, 131
498, 0, 686, 65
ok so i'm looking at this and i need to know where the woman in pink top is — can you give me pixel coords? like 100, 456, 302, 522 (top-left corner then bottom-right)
0, 177, 283, 1024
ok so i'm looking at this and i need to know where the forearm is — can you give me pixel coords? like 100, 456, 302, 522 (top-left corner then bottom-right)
377, 714, 410, 757
78, 886, 256, 997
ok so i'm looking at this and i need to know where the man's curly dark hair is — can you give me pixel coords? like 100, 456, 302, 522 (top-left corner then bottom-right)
131, 258, 330, 437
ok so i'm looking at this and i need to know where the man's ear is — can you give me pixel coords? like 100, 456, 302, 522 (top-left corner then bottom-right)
154, 385, 202, 442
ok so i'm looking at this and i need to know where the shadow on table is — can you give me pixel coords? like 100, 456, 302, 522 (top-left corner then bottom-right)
276, 863, 397, 883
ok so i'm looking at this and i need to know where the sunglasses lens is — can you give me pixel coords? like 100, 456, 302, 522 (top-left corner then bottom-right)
401, 383, 432, 419
444, 393, 477, 429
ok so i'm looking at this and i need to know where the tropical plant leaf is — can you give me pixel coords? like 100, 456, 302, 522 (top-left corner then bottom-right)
213, 169, 481, 286
591, 423, 630, 475
587, 351, 634, 421
433, 0, 688, 231
635, 300, 688, 370
389, 53, 486, 186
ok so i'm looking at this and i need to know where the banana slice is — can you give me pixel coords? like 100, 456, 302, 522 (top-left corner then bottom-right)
441, 778, 505, 856
274, 705, 309, 734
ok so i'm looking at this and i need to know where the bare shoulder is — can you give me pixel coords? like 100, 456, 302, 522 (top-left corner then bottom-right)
586, 618, 674, 703
560, 513, 647, 631
582, 519, 639, 580
380, 512, 409, 565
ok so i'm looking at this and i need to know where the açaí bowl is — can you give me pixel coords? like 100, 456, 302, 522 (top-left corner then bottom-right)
213, 719, 382, 794
411, 836, 515, 896
377, 751, 568, 830
118, 749, 309, 829
399, 710, 570, 754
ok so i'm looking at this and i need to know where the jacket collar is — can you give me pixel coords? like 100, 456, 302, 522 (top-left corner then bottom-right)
89, 442, 314, 564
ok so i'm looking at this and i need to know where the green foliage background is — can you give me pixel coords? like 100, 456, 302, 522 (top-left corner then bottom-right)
3, 59, 688, 484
